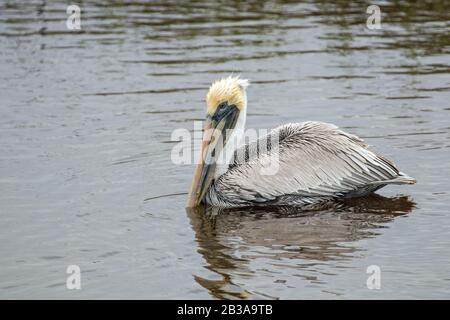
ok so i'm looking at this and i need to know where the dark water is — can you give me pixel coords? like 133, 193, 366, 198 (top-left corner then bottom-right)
0, 0, 449, 299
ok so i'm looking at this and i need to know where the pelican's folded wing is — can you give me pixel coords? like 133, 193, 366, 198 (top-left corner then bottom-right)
215, 121, 414, 204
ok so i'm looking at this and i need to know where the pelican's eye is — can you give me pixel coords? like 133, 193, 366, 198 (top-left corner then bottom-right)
212, 101, 231, 121
218, 102, 228, 111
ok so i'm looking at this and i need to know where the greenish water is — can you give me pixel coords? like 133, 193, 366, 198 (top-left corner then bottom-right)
0, 0, 449, 299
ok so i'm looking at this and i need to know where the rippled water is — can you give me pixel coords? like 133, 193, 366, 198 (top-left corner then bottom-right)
1, 0, 449, 299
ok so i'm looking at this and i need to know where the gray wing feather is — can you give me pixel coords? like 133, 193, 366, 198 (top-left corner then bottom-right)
214, 121, 414, 205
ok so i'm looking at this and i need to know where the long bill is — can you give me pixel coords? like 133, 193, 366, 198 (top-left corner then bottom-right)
186, 105, 240, 207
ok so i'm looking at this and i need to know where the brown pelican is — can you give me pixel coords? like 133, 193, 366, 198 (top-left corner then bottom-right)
187, 76, 416, 207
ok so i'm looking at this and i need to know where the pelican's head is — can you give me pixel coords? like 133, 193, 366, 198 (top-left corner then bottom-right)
187, 76, 249, 207
206, 75, 249, 116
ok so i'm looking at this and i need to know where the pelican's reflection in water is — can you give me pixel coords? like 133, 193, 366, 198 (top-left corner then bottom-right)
186, 194, 415, 299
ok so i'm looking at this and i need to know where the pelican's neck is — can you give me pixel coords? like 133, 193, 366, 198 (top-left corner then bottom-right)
214, 98, 247, 179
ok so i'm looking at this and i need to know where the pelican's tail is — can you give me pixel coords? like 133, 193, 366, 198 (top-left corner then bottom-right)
382, 172, 417, 185
397, 172, 417, 184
